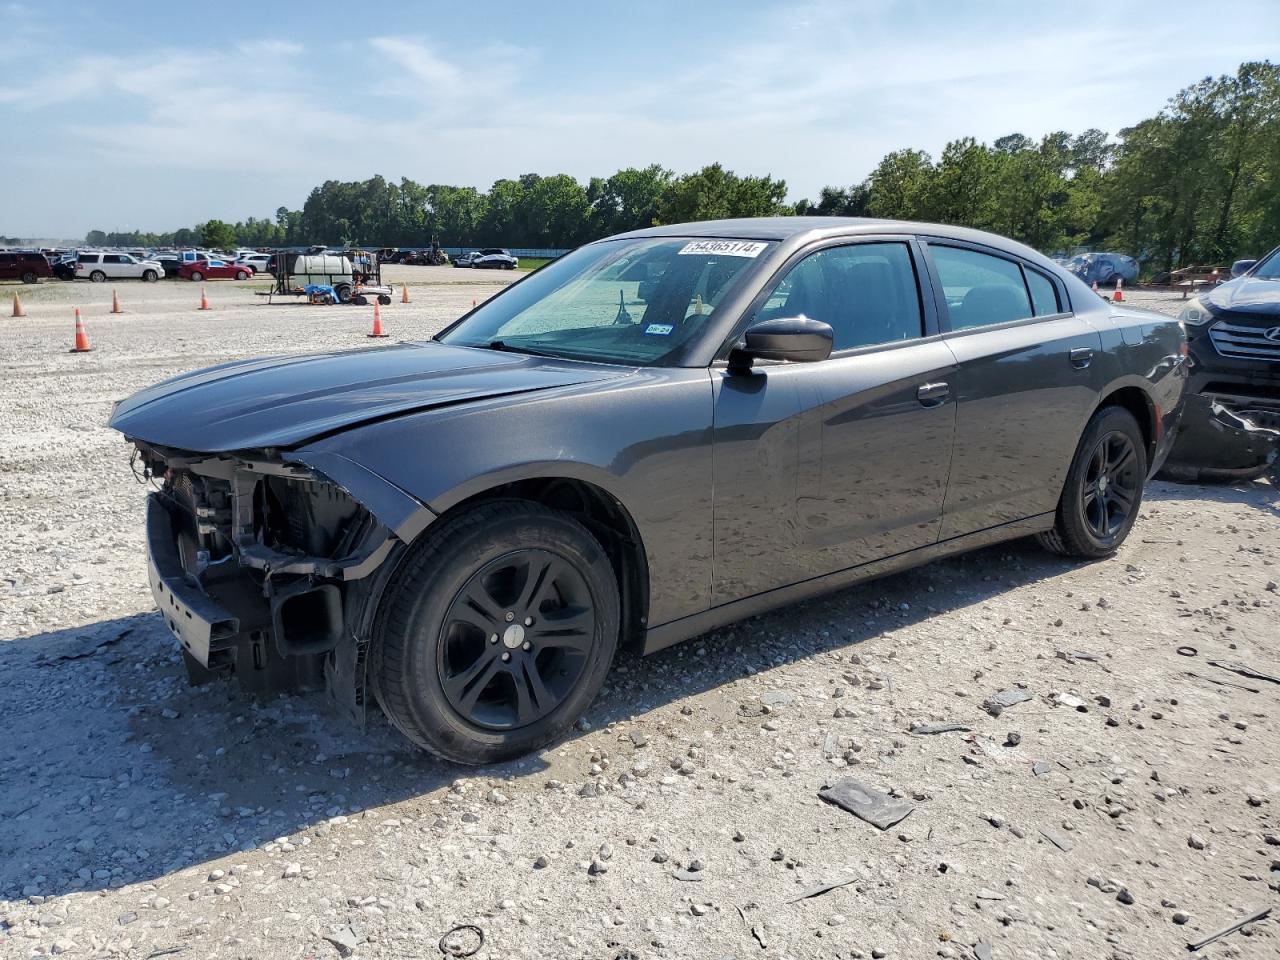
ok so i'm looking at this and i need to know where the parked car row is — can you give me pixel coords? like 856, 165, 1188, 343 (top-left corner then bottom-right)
0, 248, 272, 283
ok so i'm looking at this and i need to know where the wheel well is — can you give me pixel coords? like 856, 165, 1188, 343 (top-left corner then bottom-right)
1099, 387, 1156, 463
446, 479, 650, 646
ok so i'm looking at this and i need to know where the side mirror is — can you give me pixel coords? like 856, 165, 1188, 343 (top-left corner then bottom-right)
1230, 259, 1257, 278
730, 317, 833, 369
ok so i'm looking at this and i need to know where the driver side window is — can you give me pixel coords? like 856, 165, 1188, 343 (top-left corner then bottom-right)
758, 242, 924, 351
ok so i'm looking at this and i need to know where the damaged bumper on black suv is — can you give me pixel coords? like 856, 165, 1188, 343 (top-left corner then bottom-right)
135, 444, 414, 720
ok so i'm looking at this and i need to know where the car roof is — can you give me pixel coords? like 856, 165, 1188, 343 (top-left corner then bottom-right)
608, 216, 1060, 270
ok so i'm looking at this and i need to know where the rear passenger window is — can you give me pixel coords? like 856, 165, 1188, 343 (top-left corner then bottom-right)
1025, 268, 1060, 316
931, 246, 1032, 330
758, 242, 924, 351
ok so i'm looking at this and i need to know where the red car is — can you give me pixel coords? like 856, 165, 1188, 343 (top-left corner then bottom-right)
177, 259, 254, 281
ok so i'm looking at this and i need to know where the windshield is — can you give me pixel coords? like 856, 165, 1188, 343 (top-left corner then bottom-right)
1254, 248, 1280, 280
438, 237, 772, 365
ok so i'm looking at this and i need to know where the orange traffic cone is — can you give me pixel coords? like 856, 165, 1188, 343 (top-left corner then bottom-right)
1112, 277, 1124, 303
199, 285, 211, 311
11, 292, 25, 317
111, 288, 123, 314
400, 283, 410, 304
367, 300, 388, 338
70, 308, 93, 353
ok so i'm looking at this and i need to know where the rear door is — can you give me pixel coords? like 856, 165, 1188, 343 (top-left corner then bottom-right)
921, 240, 1103, 539
0, 254, 15, 280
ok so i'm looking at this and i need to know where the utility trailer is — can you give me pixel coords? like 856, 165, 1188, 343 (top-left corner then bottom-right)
259, 250, 393, 305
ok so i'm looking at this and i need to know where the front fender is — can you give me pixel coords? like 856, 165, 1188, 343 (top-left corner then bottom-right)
295, 369, 716, 627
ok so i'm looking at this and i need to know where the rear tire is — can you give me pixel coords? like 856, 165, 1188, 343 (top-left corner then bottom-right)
21, 271, 37, 284
189, 271, 203, 282
1037, 406, 1147, 559
373, 500, 619, 765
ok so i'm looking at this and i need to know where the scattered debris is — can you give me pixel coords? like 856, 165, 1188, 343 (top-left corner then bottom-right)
1049, 692, 1087, 711
819, 778, 914, 830
983, 688, 1032, 716
438, 924, 484, 958
1185, 671, 1261, 693
1186, 905, 1271, 952
1207, 659, 1280, 686
910, 721, 971, 735
41, 628, 132, 664
1039, 827, 1074, 852
322, 927, 360, 957
974, 941, 993, 960
672, 868, 703, 882
785, 877, 858, 904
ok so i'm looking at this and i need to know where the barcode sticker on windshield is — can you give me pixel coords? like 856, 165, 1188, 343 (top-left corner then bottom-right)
678, 240, 767, 258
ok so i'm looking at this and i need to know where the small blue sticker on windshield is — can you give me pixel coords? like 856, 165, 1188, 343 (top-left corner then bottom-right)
644, 323, 674, 336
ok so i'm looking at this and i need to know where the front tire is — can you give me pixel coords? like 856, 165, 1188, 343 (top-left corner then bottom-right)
142, 269, 158, 282
21, 271, 37, 284
235, 270, 248, 280
90, 270, 106, 283
1038, 406, 1147, 559
373, 500, 619, 765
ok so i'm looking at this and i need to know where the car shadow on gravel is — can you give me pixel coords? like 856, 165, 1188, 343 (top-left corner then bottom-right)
1, 537, 1074, 901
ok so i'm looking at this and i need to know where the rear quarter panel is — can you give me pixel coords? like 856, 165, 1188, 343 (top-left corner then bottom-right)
1077, 297, 1188, 471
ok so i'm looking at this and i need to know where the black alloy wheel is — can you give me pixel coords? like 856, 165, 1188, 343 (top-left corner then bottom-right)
438, 549, 595, 730
373, 500, 619, 764
1079, 431, 1139, 542
1038, 405, 1147, 559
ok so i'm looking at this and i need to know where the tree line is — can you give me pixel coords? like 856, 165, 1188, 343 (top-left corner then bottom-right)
82, 61, 1278, 276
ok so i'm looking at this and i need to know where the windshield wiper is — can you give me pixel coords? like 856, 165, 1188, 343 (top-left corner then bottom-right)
485, 339, 563, 359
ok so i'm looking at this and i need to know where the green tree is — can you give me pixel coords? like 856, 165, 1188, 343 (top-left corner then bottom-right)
200, 219, 237, 250
655, 163, 788, 223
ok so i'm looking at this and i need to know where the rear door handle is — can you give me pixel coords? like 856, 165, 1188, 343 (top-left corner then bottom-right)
917, 381, 950, 405
1070, 347, 1094, 368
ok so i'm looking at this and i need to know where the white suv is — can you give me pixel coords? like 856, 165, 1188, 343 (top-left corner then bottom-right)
76, 252, 165, 282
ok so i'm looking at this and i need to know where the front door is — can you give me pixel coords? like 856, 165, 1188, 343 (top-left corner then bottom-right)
711, 238, 957, 602
922, 241, 1105, 539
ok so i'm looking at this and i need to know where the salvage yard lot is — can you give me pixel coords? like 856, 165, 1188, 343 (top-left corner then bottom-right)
1, 283, 1278, 958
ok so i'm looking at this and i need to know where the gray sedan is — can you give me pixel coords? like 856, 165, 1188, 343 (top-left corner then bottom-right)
109, 218, 1187, 764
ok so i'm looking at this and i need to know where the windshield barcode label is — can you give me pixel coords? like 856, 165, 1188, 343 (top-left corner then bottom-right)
678, 240, 767, 258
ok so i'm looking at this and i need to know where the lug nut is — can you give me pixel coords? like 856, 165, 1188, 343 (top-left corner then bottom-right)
490, 634, 499, 644
524, 616, 534, 626
501, 652, 511, 662
505, 611, 515, 622
522, 641, 532, 651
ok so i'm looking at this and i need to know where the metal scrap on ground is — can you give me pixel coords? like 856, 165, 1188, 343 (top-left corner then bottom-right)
1186, 905, 1271, 952
910, 721, 972, 735
818, 778, 914, 830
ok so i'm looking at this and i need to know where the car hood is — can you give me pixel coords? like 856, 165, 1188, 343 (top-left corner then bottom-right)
1205, 276, 1280, 316
109, 341, 629, 452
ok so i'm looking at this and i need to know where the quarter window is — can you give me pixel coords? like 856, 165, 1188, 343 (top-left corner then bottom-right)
1025, 268, 1060, 316
931, 246, 1032, 330
758, 242, 924, 351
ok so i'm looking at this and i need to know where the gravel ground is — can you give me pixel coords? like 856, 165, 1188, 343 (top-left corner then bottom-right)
2, 280, 1278, 960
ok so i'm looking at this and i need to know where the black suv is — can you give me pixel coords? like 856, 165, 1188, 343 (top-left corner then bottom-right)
0, 251, 53, 283
1163, 244, 1280, 480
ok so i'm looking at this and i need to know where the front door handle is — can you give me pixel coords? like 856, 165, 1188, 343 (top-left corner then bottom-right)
917, 381, 950, 406
1070, 347, 1094, 368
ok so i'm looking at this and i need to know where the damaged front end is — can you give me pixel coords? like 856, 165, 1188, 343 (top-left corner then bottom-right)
134, 444, 409, 721
1159, 394, 1280, 483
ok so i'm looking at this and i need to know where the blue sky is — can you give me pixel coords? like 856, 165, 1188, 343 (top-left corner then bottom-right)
5, 0, 1279, 238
